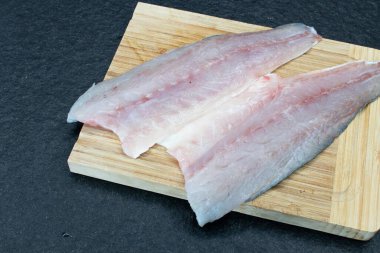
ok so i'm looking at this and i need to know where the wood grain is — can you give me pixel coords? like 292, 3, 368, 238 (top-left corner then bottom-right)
68, 2, 380, 240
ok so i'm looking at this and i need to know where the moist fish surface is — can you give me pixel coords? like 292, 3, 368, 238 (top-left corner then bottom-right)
67, 23, 320, 158
164, 61, 380, 226
161, 74, 282, 180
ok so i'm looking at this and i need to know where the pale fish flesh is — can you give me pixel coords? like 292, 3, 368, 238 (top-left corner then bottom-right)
163, 61, 380, 226
67, 23, 320, 158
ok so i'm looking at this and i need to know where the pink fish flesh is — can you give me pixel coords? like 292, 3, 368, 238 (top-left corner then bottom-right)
67, 23, 320, 158
165, 61, 380, 226
160, 74, 282, 180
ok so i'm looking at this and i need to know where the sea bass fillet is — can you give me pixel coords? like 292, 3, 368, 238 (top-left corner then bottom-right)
67, 23, 320, 158
166, 61, 380, 226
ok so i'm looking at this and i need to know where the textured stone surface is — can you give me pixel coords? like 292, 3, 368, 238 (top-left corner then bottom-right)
0, 0, 379, 251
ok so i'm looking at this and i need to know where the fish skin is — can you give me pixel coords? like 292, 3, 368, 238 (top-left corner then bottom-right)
178, 61, 380, 226
67, 23, 321, 158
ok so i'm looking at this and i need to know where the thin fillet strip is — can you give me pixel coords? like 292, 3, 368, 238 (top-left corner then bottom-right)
165, 61, 380, 226
67, 23, 321, 158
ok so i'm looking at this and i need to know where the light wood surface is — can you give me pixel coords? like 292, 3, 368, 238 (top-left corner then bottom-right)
67, 2, 380, 240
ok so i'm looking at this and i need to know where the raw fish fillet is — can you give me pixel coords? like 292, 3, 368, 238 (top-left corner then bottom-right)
67, 23, 320, 158
165, 61, 380, 226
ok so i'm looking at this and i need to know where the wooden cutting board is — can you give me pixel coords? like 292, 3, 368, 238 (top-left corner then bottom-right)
67, 2, 380, 240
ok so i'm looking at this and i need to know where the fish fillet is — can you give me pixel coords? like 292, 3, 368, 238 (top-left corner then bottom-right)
67, 23, 320, 158
165, 61, 380, 226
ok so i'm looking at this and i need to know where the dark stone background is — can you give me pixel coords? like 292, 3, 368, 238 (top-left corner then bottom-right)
1, 0, 379, 252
